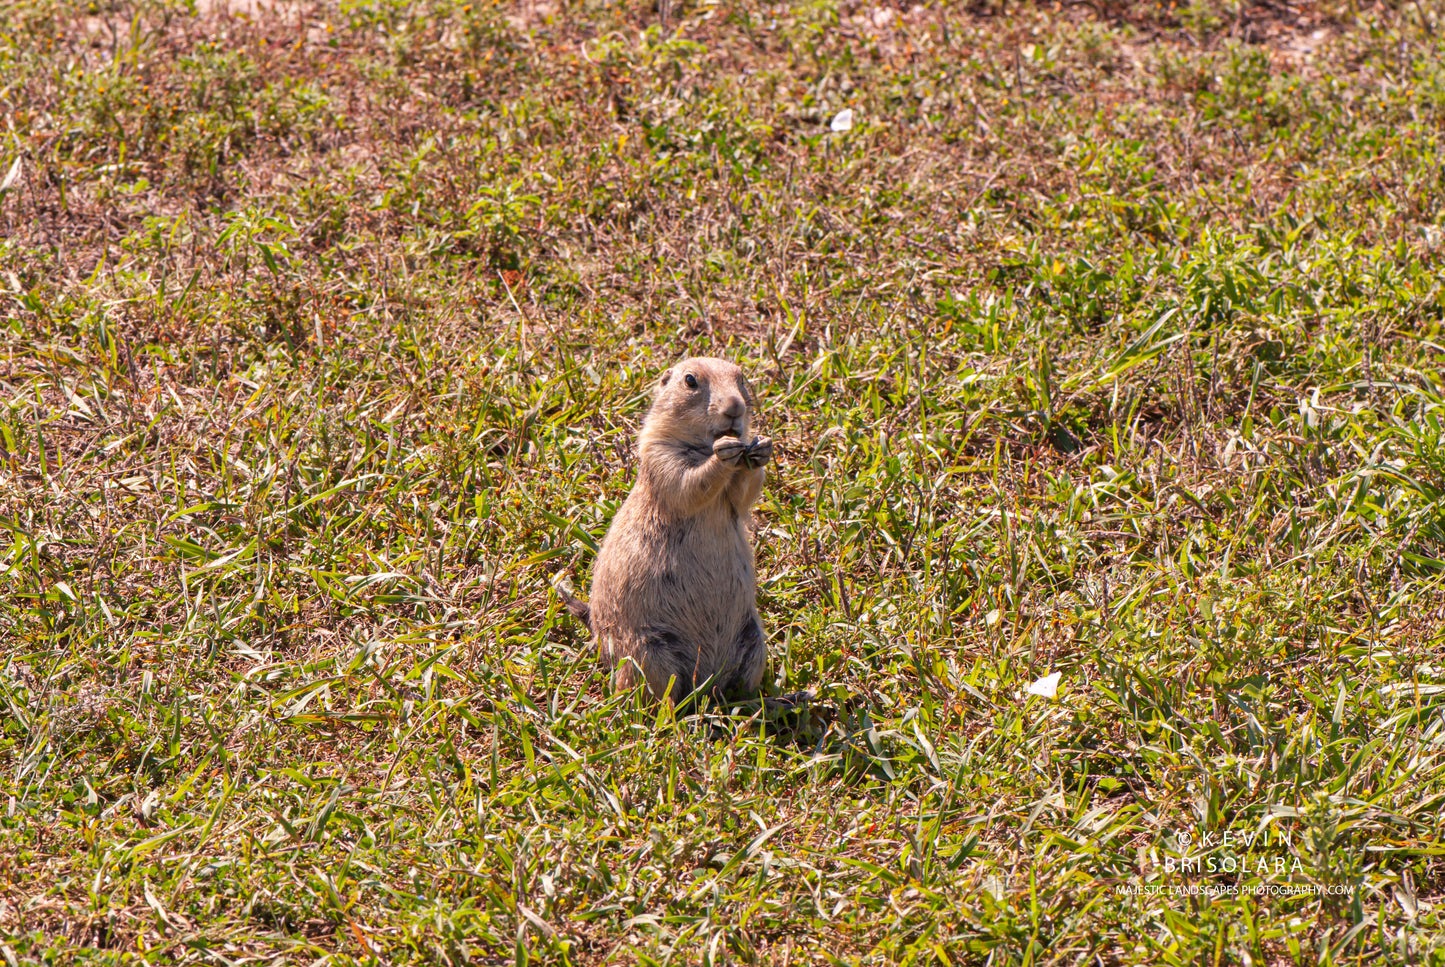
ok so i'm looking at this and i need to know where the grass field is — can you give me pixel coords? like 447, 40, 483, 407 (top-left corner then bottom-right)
5, 0, 1445, 962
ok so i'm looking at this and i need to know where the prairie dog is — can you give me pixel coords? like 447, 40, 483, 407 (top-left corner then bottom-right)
565, 357, 772, 703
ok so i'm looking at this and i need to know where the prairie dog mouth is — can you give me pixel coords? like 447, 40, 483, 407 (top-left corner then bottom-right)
713, 424, 745, 441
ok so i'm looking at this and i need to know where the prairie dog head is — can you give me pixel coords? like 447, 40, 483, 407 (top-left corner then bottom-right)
641, 357, 756, 450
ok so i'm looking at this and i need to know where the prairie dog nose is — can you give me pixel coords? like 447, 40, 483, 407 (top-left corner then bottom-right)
720, 395, 746, 420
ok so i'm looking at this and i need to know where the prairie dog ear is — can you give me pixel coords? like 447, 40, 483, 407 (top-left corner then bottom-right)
659, 370, 672, 389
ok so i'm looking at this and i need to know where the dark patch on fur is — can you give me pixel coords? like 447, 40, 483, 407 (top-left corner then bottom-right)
644, 628, 696, 700
717, 615, 765, 695
679, 442, 712, 464
738, 615, 764, 665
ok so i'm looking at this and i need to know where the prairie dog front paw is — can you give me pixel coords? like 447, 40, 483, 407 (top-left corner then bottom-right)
742, 436, 773, 468
713, 436, 748, 466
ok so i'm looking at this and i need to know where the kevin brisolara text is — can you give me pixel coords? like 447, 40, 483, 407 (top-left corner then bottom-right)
1162, 853, 1304, 875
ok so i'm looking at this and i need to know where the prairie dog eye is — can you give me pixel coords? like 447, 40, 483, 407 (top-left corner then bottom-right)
684, 373, 698, 389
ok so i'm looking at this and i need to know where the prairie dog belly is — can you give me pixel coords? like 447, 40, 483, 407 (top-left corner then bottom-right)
647, 506, 753, 666
593, 502, 753, 677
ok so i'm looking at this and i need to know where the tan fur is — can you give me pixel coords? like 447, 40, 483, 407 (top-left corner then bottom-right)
587, 357, 772, 702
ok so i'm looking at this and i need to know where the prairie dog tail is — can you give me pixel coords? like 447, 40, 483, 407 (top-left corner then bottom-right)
555, 584, 591, 631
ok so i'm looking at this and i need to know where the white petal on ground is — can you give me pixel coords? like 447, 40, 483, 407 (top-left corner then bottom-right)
1026, 671, 1062, 698
830, 108, 854, 132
